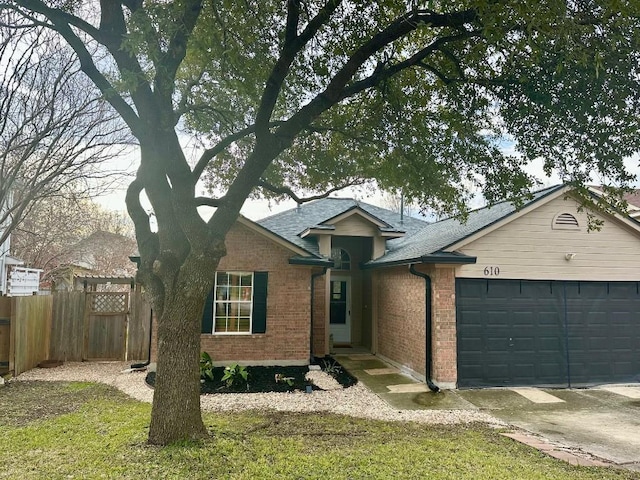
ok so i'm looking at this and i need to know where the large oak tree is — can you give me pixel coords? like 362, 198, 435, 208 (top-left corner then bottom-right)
2, 1, 639, 444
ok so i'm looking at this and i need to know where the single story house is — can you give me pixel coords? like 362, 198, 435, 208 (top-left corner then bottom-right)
152, 184, 640, 389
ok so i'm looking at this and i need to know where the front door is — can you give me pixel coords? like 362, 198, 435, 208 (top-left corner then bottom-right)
330, 277, 351, 344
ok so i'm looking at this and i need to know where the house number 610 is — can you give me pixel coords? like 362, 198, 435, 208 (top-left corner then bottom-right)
483, 266, 500, 276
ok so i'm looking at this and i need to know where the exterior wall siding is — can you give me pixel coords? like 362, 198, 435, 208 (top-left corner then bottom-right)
457, 195, 640, 281
331, 215, 380, 237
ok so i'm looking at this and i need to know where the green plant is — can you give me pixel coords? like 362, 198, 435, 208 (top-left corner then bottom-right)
274, 373, 294, 387
321, 359, 342, 377
199, 352, 214, 381
222, 363, 248, 388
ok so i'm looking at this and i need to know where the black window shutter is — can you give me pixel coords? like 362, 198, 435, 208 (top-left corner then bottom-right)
252, 271, 268, 334
201, 288, 214, 333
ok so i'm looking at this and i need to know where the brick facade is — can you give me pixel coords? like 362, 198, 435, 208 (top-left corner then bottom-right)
430, 266, 457, 385
375, 267, 427, 378
311, 271, 328, 357
150, 222, 315, 365
374, 264, 458, 386
147, 219, 460, 381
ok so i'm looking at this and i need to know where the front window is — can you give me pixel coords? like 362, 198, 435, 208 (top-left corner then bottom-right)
214, 272, 253, 334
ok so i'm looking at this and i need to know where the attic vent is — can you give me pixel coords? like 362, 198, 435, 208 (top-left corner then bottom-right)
552, 212, 580, 230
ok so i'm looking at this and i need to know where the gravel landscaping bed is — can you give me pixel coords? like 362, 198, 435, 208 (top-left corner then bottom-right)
14, 361, 504, 426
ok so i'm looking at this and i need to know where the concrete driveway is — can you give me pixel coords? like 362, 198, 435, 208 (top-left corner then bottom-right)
336, 354, 640, 471
457, 385, 640, 471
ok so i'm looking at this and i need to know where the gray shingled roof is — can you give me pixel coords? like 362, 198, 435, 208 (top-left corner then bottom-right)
257, 198, 429, 257
367, 185, 563, 266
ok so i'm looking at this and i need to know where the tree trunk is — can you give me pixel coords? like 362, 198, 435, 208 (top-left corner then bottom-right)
148, 278, 209, 444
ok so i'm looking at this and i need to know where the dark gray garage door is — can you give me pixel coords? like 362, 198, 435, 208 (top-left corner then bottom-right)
457, 278, 640, 388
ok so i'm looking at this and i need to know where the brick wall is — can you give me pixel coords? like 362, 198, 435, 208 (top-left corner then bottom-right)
150, 221, 314, 365
430, 266, 457, 384
311, 271, 327, 357
375, 267, 426, 377
374, 264, 458, 386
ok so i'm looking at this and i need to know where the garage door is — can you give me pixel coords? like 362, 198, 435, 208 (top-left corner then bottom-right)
457, 278, 640, 388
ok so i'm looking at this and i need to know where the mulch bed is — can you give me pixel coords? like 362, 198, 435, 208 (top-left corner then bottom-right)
145, 356, 357, 394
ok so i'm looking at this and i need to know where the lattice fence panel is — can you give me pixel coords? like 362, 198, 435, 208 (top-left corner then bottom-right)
90, 293, 127, 314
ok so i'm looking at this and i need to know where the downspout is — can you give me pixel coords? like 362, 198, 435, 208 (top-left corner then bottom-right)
409, 264, 440, 393
131, 304, 153, 370
310, 267, 328, 363
129, 255, 152, 371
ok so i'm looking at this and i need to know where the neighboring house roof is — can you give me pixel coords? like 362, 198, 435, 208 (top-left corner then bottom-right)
3, 255, 24, 266
588, 185, 640, 218
257, 198, 429, 256
366, 185, 564, 267
56, 231, 138, 277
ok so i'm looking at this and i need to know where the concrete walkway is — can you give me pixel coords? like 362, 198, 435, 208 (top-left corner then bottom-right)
335, 353, 640, 472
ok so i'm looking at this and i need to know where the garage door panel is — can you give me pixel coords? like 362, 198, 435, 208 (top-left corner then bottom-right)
485, 281, 518, 298
457, 278, 640, 388
607, 282, 639, 298
538, 336, 563, 351
484, 311, 511, 327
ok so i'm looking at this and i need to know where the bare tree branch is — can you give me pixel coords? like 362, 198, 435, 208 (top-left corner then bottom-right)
0, 24, 131, 247
256, 179, 364, 204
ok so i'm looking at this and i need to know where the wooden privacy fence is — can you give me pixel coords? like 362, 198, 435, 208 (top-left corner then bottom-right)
0, 295, 53, 376
49, 290, 151, 363
0, 291, 151, 376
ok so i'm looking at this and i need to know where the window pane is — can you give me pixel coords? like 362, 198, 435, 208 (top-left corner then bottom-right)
237, 318, 250, 332
214, 316, 228, 331
229, 286, 242, 301
331, 248, 350, 271
213, 272, 254, 333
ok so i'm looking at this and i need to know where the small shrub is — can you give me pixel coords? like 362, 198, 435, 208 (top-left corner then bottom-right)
222, 364, 249, 389
274, 373, 294, 387
321, 359, 342, 377
200, 352, 214, 381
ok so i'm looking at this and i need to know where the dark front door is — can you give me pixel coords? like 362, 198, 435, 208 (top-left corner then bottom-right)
457, 278, 640, 388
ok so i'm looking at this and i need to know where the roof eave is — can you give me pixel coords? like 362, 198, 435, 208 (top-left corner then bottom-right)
288, 256, 334, 267
362, 252, 477, 270
379, 231, 405, 238
299, 226, 336, 238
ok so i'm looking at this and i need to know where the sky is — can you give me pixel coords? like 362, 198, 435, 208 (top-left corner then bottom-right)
93, 141, 640, 223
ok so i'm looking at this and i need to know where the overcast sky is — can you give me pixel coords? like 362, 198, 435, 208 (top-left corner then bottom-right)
93, 141, 640, 222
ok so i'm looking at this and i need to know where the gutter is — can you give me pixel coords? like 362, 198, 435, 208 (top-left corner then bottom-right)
289, 256, 334, 267
409, 264, 440, 393
310, 267, 329, 363
361, 253, 477, 270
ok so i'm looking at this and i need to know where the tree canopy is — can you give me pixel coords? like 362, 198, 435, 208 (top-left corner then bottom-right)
2, 0, 639, 444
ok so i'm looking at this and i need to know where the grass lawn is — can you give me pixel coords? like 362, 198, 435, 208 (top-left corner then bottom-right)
0, 381, 637, 480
